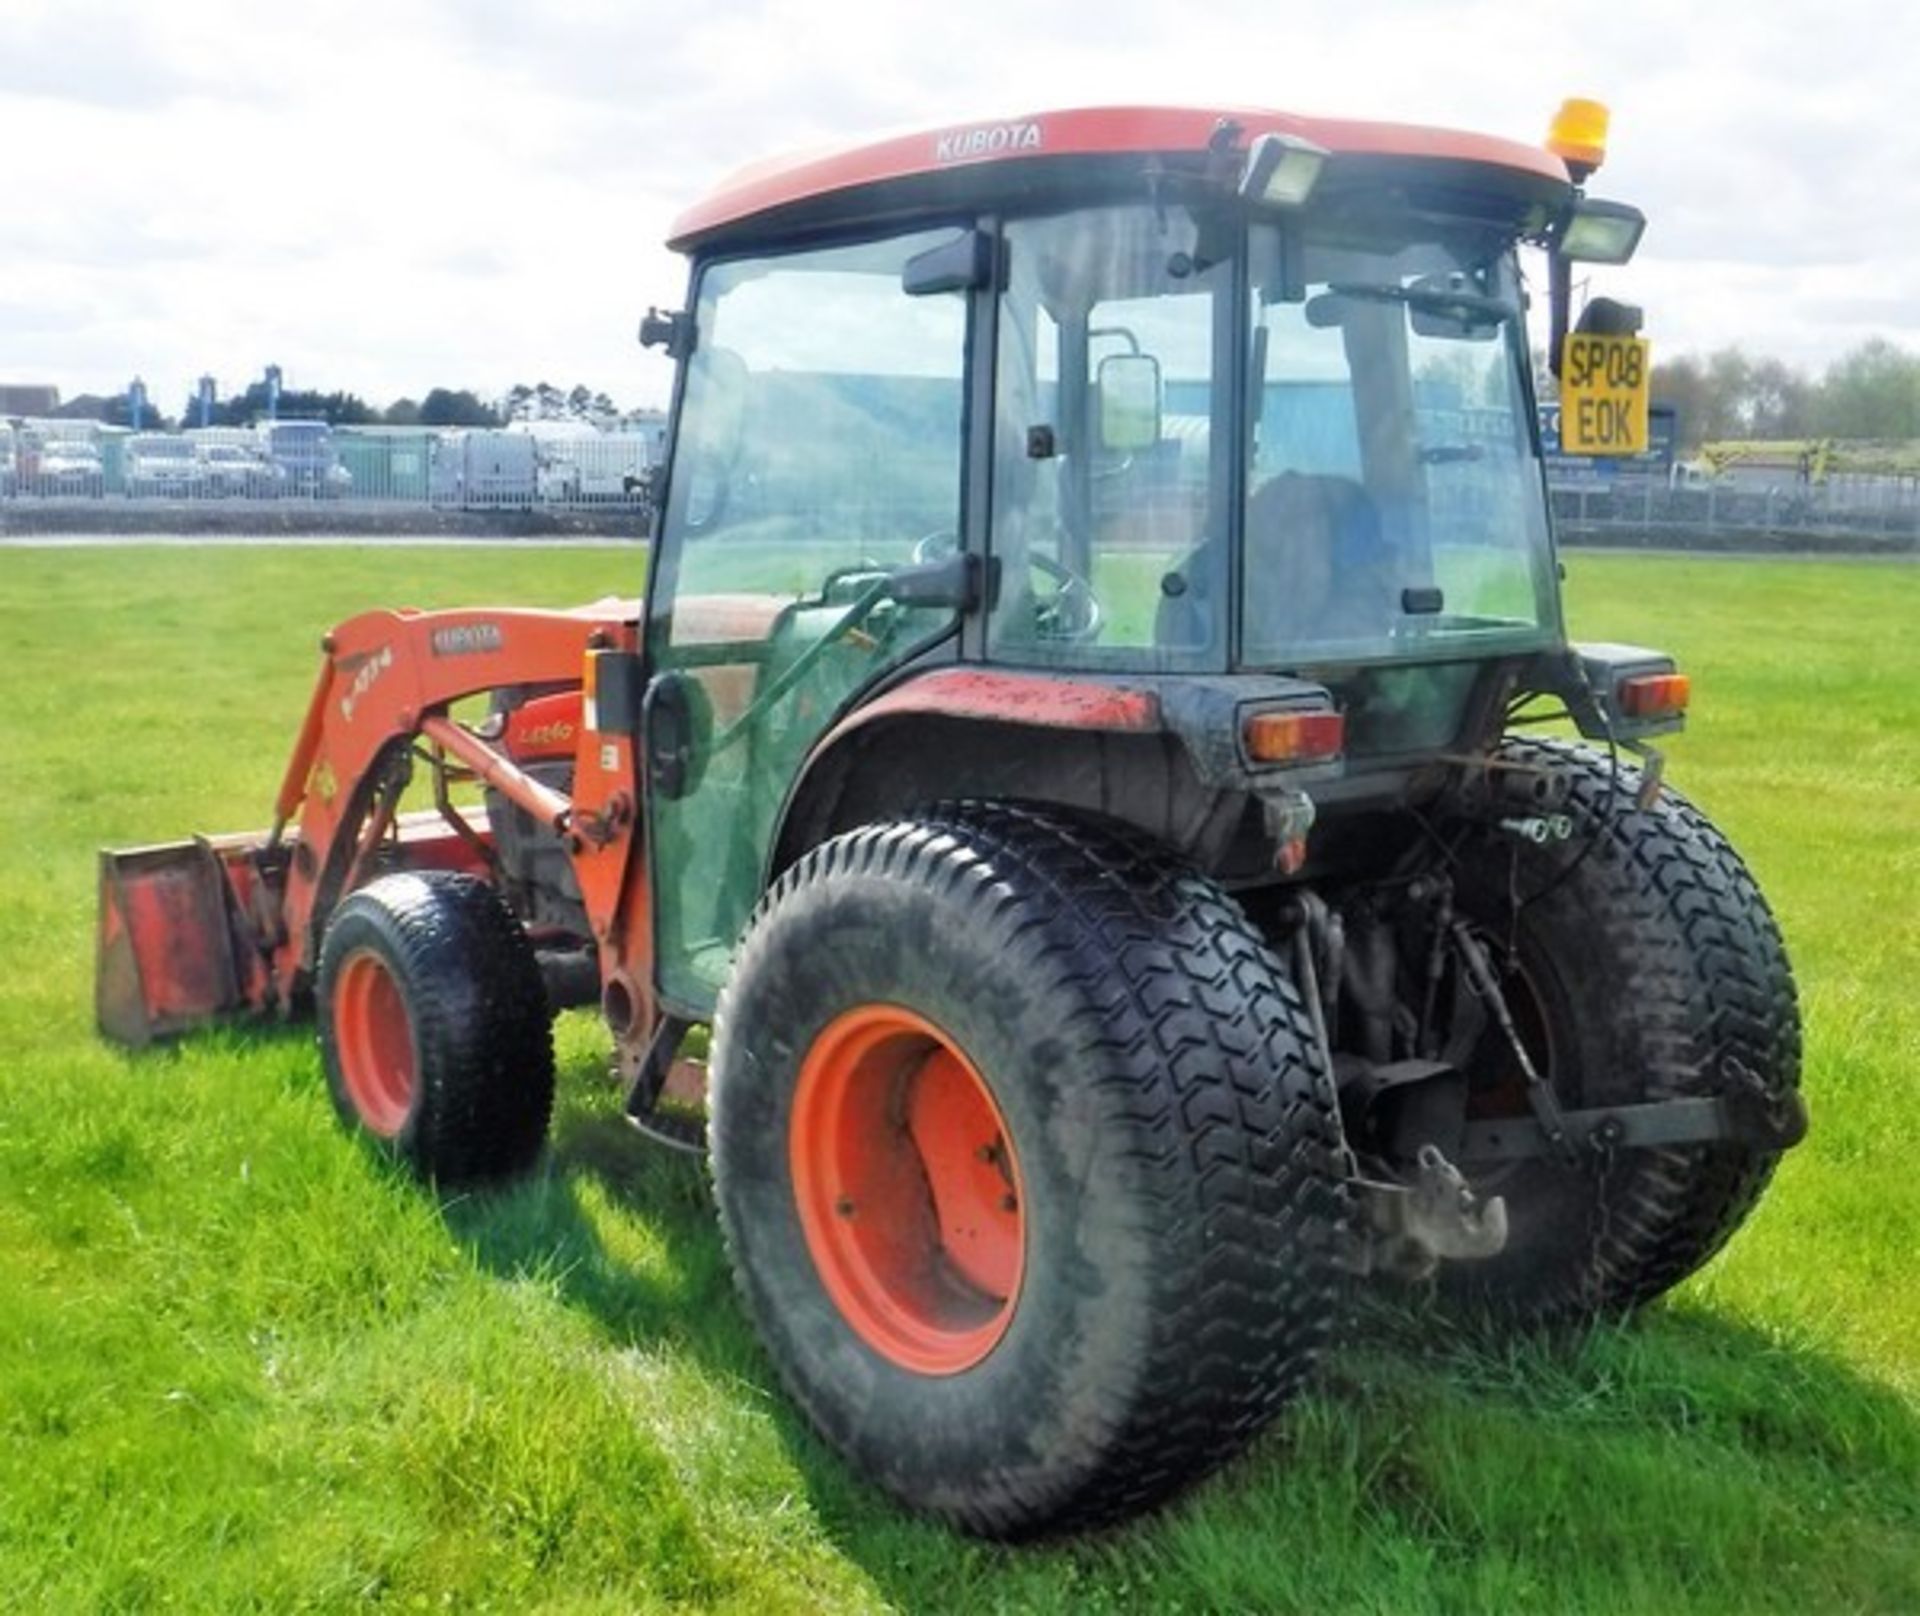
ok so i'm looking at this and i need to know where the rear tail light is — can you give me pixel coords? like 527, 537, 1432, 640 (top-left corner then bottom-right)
1243, 710, 1345, 764
1617, 671, 1691, 720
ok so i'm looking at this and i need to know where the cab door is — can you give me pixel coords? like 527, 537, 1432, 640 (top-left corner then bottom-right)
642, 227, 975, 1013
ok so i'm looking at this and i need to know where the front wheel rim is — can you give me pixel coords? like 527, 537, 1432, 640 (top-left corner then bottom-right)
333, 951, 416, 1137
789, 1006, 1025, 1375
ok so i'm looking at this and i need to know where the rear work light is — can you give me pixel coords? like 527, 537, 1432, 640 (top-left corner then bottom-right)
1617, 671, 1691, 720
1243, 709, 1345, 764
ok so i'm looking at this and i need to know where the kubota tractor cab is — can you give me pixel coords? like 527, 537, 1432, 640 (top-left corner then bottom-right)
97, 101, 1805, 1539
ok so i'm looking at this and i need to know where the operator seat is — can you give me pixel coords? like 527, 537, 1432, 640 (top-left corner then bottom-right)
1242, 472, 1394, 659
1154, 471, 1394, 658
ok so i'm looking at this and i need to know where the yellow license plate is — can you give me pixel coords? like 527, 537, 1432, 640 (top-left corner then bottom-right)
1560, 333, 1650, 455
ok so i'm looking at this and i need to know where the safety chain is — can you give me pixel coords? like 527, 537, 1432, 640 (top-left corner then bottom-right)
1585, 1119, 1620, 1299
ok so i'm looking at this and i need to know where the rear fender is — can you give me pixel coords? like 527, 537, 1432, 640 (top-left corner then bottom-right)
770, 670, 1233, 880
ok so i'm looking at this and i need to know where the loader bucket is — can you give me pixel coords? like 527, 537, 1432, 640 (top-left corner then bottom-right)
96, 838, 255, 1046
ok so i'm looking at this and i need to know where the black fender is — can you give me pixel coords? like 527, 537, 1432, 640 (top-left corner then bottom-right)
767, 667, 1327, 884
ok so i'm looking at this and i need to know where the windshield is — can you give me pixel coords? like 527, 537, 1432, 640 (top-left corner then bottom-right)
1242, 219, 1556, 667
132, 438, 191, 458
984, 203, 1556, 674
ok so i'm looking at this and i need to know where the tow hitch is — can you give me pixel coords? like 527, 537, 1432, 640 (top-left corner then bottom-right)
1346, 1146, 1509, 1280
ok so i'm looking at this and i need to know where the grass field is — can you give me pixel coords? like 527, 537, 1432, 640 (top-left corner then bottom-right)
1, 545, 1915, 1612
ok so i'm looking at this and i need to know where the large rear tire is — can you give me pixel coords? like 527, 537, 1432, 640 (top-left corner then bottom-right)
317, 871, 555, 1185
709, 805, 1349, 1538
1440, 738, 1801, 1323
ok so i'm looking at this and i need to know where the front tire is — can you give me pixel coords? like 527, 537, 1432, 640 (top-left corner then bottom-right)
317, 871, 555, 1185
1441, 738, 1802, 1323
710, 805, 1349, 1538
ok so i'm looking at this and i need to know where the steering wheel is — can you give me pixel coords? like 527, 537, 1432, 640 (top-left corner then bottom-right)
911, 529, 959, 565
910, 531, 1104, 644
1028, 550, 1103, 644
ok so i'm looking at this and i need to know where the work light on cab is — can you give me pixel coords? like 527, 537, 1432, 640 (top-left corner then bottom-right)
1560, 197, 1647, 265
1238, 132, 1329, 208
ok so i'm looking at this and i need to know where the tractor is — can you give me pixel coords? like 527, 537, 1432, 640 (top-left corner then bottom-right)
96, 99, 1806, 1538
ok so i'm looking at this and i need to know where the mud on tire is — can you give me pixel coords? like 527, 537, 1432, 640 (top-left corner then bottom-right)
708, 804, 1349, 1539
1442, 737, 1801, 1323
317, 871, 555, 1186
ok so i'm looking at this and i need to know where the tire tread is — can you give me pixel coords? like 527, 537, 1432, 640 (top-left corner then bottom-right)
712, 803, 1350, 1536
318, 871, 554, 1185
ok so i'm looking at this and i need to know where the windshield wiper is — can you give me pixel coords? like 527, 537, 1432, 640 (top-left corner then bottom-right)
1327, 282, 1518, 325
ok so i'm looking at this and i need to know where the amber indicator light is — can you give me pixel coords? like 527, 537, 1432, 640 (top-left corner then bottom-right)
1243, 710, 1345, 763
1617, 672, 1691, 719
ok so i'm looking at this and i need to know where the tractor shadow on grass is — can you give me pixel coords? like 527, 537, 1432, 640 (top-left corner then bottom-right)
1115, 1293, 1920, 1612
442, 1081, 1920, 1608
444, 1078, 927, 1538
444, 1099, 742, 1364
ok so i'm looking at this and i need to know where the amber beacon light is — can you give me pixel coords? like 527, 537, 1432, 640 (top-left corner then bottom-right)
1547, 97, 1611, 173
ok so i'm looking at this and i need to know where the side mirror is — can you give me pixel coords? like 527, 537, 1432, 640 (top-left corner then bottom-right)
1096, 352, 1162, 453
1575, 296, 1643, 337
641, 670, 714, 800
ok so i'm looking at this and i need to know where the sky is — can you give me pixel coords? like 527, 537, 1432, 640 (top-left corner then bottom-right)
3, 0, 1915, 415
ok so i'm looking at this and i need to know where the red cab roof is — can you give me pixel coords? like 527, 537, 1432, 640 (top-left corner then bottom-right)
669, 104, 1571, 249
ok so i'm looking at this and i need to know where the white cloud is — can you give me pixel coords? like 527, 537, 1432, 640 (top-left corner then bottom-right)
3, 0, 1915, 412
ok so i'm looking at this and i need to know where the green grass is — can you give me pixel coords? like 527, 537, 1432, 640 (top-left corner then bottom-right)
1, 545, 1916, 1612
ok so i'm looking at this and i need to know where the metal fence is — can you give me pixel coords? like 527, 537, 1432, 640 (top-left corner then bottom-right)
1551, 469, 1920, 550
0, 421, 662, 513
6, 415, 1917, 553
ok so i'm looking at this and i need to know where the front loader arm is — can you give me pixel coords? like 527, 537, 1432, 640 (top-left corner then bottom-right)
97, 598, 649, 1046
268, 603, 639, 991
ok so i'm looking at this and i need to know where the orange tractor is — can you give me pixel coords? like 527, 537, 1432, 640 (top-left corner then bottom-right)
96, 101, 1805, 1537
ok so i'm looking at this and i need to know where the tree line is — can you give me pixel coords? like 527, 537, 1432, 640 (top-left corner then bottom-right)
1647, 337, 1920, 449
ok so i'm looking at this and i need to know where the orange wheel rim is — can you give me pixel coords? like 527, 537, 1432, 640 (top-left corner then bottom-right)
333, 951, 416, 1137
789, 1005, 1025, 1375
